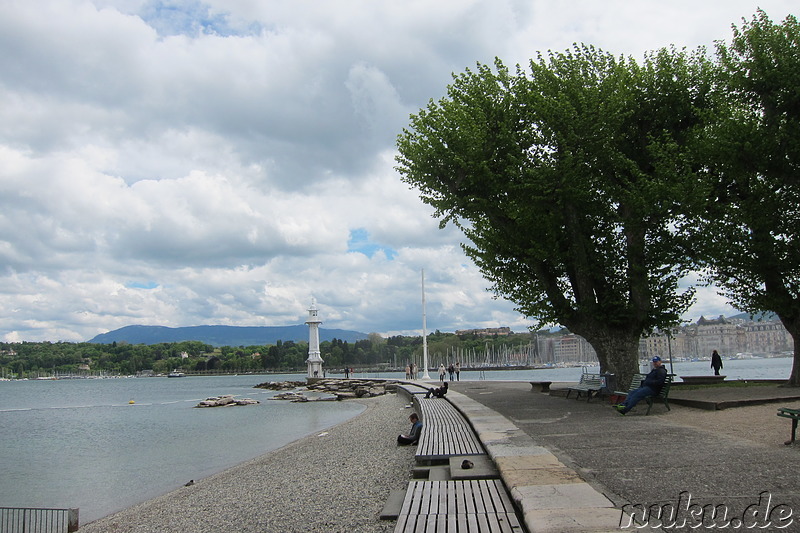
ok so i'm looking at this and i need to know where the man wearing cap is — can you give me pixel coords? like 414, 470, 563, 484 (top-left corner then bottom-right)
615, 356, 668, 415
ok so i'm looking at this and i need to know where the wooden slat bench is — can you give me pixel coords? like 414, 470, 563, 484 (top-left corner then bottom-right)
612, 373, 674, 415
611, 373, 647, 404
565, 373, 604, 401
644, 374, 674, 414
777, 407, 800, 445
394, 479, 523, 533
414, 398, 485, 465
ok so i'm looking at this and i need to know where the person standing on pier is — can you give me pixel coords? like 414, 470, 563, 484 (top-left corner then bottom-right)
711, 350, 723, 376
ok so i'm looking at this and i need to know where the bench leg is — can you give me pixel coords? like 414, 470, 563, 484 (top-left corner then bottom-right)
786, 418, 798, 446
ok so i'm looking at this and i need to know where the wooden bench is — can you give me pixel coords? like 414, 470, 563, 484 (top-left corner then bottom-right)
611, 373, 647, 404
565, 373, 604, 401
529, 381, 552, 392
644, 374, 674, 414
394, 479, 523, 532
414, 398, 485, 465
777, 407, 800, 445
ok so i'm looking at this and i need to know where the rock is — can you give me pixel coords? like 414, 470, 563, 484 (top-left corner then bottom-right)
195, 395, 259, 407
254, 381, 305, 390
271, 391, 307, 401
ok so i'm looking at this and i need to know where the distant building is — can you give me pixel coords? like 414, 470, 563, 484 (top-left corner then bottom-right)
641, 315, 793, 360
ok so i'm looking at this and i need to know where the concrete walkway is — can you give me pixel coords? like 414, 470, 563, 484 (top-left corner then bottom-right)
441, 381, 800, 532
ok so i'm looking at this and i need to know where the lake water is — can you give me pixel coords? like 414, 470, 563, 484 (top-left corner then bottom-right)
1, 357, 793, 524
0, 374, 364, 523
363, 355, 795, 383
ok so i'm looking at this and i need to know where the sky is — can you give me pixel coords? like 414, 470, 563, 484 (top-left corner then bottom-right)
1, 0, 796, 343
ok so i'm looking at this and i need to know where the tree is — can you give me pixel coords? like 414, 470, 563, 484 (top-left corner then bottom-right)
698, 10, 800, 384
396, 46, 713, 387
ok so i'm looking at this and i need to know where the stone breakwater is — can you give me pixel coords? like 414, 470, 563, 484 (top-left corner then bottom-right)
194, 395, 260, 407
255, 378, 402, 402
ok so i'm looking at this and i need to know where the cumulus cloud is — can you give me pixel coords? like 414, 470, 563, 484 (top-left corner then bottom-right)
0, 0, 785, 341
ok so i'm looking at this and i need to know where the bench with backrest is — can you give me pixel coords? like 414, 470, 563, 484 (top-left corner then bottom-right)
414, 397, 485, 465
612, 373, 647, 404
565, 373, 604, 401
777, 407, 800, 445
614, 373, 673, 415
644, 374, 674, 414
394, 479, 523, 533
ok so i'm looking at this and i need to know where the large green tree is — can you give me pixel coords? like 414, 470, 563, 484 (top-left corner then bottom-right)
396, 46, 713, 387
698, 10, 800, 384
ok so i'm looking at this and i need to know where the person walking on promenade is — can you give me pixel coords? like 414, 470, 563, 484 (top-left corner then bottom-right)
405, 364, 411, 380
455, 362, 460, 381
438, 364, 446, 382
614, 356, 667, 415
397, 413, 423, 445
447, 363, 455, 381
711, 350, 724, 376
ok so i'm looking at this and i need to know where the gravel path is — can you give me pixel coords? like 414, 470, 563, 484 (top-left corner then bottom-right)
80, 393, 417, 533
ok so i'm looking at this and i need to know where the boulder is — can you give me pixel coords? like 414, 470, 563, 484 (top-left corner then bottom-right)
196, 395, 259, 407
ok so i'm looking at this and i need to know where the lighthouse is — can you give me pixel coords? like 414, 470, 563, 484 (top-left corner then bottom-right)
305, 298, 324, 379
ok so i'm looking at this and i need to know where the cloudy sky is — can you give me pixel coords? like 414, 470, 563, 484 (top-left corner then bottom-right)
1, 0, 795, 343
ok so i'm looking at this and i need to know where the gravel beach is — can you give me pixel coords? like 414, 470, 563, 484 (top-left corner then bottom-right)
80, 393, 417, 533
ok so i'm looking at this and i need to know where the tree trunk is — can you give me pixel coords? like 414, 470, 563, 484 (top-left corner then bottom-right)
779, 315, 800, 387
573, 326, 641, 392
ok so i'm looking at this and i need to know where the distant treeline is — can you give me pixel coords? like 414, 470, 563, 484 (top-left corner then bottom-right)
0, 330, 545, 377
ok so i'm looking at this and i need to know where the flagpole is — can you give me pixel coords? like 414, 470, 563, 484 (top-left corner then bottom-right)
421, 269, 431, 379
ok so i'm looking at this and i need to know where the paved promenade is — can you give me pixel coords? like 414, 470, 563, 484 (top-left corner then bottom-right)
445, 380, 800, 532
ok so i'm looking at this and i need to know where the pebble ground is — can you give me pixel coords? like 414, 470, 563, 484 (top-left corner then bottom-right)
80, 393, 417, 533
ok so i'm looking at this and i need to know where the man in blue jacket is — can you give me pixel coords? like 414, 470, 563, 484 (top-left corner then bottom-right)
615, 356, 667, 415
397, 413, 423, 445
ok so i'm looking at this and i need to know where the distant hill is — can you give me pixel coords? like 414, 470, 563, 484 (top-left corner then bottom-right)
88, 325, 369, 347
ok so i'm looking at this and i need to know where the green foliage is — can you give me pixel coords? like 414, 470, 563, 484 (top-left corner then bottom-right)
397, 45, 713, 385
695, 10, 800, 384
0, 332, 548, 377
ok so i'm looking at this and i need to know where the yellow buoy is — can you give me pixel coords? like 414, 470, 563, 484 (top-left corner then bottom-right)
129, 400, 135, 404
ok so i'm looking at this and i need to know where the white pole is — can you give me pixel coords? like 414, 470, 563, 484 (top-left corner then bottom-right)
421, 269, 431, 379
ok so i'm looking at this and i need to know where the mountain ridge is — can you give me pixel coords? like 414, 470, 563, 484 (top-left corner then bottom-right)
88, 324, 369, 346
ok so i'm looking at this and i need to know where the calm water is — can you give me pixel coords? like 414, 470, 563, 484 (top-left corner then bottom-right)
1, 357, 793, 524
365, 356, 794, 383
0, 374, 364, 523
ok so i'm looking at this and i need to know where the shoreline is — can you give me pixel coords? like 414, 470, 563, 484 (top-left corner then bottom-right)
79, 393, 416, 533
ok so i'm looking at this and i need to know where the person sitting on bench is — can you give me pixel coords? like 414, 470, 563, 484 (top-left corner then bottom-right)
425, 381, 448, 398
397, 413, 423, 445
614, 356, 667, 415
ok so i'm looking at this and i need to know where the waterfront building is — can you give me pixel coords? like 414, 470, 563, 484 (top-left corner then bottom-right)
640, 315, 793, 360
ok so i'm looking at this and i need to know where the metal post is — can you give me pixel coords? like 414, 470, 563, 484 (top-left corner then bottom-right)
421, 269, 431, 379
